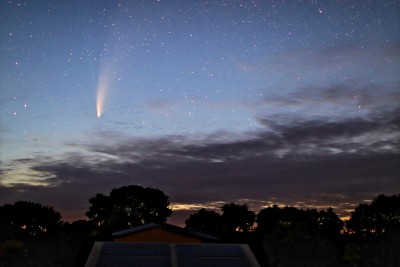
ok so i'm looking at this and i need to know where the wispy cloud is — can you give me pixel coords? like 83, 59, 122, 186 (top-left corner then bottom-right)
1, 101, 398, 222
263, 82, 400, 112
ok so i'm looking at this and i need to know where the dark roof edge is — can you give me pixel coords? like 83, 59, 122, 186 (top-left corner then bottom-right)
84, 242, 103, 267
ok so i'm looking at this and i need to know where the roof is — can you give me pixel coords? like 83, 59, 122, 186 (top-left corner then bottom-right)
85, 242, 261, 267
112, 223, 219, 242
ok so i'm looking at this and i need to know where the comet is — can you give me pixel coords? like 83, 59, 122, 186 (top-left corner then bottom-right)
96, 83, 105, 118
95, 71, 110, 118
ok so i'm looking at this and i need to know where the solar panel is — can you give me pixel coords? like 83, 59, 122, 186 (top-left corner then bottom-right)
175, 243, 246, 257
178, 257, 252, 267
85, 242, 260, 267
97, 255, 171, 267
101, 242, 170, 256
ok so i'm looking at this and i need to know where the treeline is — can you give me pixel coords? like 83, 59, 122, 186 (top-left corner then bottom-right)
185, 204, 344, 238
0, 185, 399, 266
186, 194, 400, 239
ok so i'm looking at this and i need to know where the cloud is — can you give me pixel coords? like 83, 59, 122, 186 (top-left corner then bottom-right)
1, 103, 399, 223
261, 109, 399, 151
262, 82, 400, 115
280, 42, 400, 73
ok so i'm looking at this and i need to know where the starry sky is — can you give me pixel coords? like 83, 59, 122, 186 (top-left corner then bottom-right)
1, 0, 399, 225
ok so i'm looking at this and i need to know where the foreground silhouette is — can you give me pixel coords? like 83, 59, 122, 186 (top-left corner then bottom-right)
0, 189, 399, 266
86, 185, 172, 239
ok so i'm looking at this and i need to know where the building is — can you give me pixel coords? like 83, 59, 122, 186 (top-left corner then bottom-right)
85, 223, 261, 267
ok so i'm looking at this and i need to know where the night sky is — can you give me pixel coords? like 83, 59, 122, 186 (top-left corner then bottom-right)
1, 0, 399, 225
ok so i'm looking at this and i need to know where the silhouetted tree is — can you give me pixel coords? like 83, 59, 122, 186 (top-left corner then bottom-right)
86, 185, 172, 234
257, 206, 343, 266
0, 201, 62, 239
257, 205, 343, 237
257, 206, 309, 235
255, 205, 282, 234
316, 207, 344, 237
221, 203, 255, 232
346, 194, 400, 237
185, 208, 222, 236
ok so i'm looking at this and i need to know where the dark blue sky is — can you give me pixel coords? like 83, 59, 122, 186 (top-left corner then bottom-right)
1, 0, 399, 224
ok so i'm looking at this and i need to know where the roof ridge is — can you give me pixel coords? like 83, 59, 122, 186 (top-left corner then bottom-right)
111, 222, 218, 241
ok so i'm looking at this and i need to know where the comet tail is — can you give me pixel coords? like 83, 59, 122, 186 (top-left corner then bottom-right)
96, 73, 109, 118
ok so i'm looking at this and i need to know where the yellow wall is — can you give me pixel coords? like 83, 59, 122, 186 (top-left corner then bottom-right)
114, 228, 202, 243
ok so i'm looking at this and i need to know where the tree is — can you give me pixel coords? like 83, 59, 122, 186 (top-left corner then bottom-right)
255, 205, 282, 234
257, 206, 308, 235
257, 206, 343, 266
185, 208, 222, 236
0, 201, 62, 239
346, 194, 400, 237
221, 203, 255, 232
316, 207, 344, 237
86, 185, 172, 233
257, 205, 343, 237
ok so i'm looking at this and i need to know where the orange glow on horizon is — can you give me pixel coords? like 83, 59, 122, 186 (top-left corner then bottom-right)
170, 201, 226, 211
